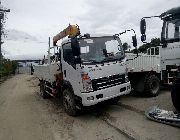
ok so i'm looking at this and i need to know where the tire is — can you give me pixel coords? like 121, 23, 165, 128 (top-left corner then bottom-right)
63, 89, 78, 116
144, 75, 160, 97
171, 78, 180, 111
40, 81, 49, 99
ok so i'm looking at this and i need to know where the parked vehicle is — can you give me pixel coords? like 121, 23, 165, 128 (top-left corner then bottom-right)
126, 49, 160, 96
139, 7, 180, 110
33, 25, 135, 116
126, 7, 180, 98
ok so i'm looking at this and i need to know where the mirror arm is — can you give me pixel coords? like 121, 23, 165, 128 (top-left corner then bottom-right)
116, 29, 136, 36
142, 16, 160, 19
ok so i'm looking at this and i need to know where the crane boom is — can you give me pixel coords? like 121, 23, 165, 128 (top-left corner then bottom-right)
53, 24, 80, 46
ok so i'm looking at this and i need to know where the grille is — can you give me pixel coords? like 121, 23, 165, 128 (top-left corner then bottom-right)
92, 74, 125, 91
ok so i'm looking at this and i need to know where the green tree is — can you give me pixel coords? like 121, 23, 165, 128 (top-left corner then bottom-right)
122, 42, 131, 51
0, 56, 18, 77
150, 38, 160, 46
138, 38, 160, 53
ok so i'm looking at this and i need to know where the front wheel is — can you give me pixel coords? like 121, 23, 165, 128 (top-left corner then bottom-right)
144, 75, 160, 97
40, 81, 49, 99
63, 89, 78, 116
171, 78, 180, 111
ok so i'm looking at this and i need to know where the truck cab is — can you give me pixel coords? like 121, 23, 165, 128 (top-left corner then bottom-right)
60, 35, 131, 115
160, 10, 180, 84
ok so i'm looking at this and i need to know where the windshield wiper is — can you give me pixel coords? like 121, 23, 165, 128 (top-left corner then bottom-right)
101, 57, 118, 63
82, 59, 100, 64
101, 56, 125, 63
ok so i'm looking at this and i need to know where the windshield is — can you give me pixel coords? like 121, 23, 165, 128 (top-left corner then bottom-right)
163, 17, 180, 41
79, 36, 124, 64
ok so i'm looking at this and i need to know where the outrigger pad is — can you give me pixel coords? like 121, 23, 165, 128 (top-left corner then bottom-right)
145, 106, 180, 128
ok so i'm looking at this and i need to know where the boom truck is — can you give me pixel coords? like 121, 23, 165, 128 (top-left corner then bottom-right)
125, 7, 180, 98
34, 25, 137, 116
139, 6, 180, 110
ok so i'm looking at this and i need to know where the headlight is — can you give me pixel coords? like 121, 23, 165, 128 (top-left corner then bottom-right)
125, 67, 129, 82
81, 73, 93, 92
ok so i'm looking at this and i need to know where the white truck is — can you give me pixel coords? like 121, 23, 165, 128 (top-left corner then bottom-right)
34, 25, 133, 116
139, 7, 180, 126
126, 47, 161, 96
125, 7, 180, 97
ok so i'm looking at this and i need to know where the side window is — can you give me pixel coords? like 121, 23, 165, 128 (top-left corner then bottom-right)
151, 48, 154, 55
155, 47, 159, 55
166, 20, 180, 39
62, 43, 75, 66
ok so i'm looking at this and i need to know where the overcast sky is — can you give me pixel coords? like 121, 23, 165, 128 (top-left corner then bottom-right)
1, 0, 179, 60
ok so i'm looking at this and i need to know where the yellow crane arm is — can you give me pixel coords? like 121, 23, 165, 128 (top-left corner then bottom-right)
53, 24, 80, 46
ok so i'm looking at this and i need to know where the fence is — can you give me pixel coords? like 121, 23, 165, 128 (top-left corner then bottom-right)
17, 66, 32, 75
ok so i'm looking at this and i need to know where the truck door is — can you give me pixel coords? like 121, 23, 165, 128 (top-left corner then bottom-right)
61, 42, 81, 93
161, 19, 180, 70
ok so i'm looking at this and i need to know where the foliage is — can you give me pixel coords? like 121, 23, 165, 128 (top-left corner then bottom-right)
131, 38, 160, 53
0, 55, 18, 77
122, 42, 131, 51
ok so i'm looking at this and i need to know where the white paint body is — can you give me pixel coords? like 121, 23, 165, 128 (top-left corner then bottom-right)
126, 53, 161, 73
160, 42, 180, 70
34, 38, 131, 106
126, 42, 180, 81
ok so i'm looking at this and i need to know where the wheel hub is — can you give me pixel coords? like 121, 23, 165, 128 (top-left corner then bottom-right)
151, 81, 159, 93
64, 94, 73, 110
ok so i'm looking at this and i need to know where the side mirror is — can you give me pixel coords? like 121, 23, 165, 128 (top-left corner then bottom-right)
71, 37, 80, 56
132, 36, 137, 47
140, 18, 146, 35
56, 48, 61, 61
132, 35, 138, 57
141, 34, 146, 42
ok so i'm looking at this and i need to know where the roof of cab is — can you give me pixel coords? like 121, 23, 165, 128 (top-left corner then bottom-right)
61, 34, 117, 45
160, 6, 180, 19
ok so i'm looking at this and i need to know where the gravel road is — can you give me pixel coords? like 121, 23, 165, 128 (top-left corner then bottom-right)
0, 74, 179, 140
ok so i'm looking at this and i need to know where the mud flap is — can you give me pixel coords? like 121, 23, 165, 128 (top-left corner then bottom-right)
145, 106, 180, 128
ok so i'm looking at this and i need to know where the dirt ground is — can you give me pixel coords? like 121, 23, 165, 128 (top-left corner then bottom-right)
0, 74, 179, 140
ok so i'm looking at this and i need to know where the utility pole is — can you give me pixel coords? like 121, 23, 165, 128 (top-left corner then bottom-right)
0, 5, 10, 76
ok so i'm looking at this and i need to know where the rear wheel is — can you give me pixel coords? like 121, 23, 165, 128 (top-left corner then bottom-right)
171, 78, 180, 111
145, 75, 160, 97
63, 89, 78, 116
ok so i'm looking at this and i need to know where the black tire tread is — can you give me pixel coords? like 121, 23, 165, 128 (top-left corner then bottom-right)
63, 89, 78, 116
144, 75, 160, 97
171, 78, 180, 111
40, 81, 50, 99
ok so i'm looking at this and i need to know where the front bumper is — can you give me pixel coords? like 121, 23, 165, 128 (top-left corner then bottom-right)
80, 82, 131, 106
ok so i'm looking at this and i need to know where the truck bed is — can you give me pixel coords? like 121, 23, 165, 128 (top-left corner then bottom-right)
33, 62, 59, 82
126, 53, 161, 73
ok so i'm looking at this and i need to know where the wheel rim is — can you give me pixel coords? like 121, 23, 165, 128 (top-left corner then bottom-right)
151, 80, 159, 94
63, 93, 73, 111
